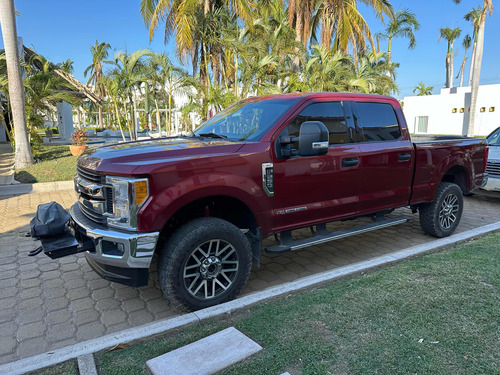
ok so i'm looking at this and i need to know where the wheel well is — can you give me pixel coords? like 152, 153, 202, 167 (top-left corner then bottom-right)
161, 196, 257, 239
441, 165, 469, 194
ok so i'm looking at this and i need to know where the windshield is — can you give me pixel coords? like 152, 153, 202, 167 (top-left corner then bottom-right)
193, 98, 299, 142
487, 127, 500, 146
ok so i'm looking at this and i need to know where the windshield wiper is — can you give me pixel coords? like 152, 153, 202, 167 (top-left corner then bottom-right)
198, 133, 228, 139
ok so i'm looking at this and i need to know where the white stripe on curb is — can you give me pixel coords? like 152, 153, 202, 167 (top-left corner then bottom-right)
1, 221, 499, 375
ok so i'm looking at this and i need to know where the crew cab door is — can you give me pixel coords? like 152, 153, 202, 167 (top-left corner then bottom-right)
272, 100, 361, 232
350, 101, 414, 213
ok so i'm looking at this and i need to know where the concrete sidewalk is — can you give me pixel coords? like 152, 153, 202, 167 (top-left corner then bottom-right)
0, 143, 16, 186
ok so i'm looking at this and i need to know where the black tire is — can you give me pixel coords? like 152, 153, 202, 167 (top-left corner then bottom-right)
158, 217, 252, 311
419, 182, 463, 238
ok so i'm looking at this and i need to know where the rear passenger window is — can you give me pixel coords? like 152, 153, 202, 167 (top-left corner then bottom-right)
354, 102, 401, 142
286, 102, 349, 145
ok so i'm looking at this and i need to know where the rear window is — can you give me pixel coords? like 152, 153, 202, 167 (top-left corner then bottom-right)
354, 102, 401, 142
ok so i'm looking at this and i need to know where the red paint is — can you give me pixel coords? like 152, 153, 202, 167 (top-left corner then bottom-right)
81, 93, 488, 237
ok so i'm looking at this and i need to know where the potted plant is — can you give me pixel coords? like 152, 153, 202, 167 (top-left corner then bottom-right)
70, 129, 89, 156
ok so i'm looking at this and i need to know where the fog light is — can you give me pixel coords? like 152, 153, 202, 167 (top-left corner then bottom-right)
101, 240, 125, 257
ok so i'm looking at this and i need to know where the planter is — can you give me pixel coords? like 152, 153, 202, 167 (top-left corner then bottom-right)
69, 145, 88, 156
45, 130, 53, 137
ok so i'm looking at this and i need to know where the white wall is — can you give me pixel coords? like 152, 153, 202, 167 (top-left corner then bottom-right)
403, 84, 500, 136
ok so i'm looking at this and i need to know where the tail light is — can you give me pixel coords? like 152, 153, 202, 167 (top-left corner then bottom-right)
484, 145, 489, 173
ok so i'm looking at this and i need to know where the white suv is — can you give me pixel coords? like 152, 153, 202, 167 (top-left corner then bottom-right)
481, 127, 500, 194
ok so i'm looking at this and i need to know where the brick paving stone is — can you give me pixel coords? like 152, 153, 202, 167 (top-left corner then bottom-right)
73, 308, 100, 326
45, 309, 72, 325
42, 287, 67, 299
76, 322, 106, 341
15, 337, 48, 358
122, 299, 146, 313
44, 296, 69, 312
114, 288, 140, 300
91, 287, 115, 301
16, 308, 44, 325
16, 322, 46, 341
95, 298, 121, 311
100, 309, 127, 326
19, 287, 42, 300
66, 287, 91, 301
0, 338, 16, 356
46, 321, 76, 342
70, 297, 96, 312
0, 321, 17, 338
128, 310, 154, 325
18, 297, 43, 310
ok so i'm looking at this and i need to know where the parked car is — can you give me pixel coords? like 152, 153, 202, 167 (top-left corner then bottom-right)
479, 126, 500, 194
31, 93, 489, 311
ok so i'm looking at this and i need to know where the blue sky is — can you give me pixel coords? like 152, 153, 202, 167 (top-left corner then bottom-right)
1, 0, 499, 99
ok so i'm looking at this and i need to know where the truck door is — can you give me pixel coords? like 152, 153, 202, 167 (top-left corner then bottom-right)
272, 100, 361, 232
350, 101, 414, 213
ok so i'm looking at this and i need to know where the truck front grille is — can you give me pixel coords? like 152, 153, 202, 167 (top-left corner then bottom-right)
486, 161, 500, 178
76, 166, 113, 225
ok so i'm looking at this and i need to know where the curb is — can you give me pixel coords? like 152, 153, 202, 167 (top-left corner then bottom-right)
1, 221, 499, 375
0, 180, 74, 196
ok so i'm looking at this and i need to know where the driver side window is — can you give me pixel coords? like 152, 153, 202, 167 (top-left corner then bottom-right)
286, 101, 349, 146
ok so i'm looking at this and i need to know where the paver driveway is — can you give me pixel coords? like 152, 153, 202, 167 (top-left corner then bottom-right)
0, 189, 499, 365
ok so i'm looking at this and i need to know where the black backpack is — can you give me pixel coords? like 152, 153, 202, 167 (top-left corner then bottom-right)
30, 201, 70, 239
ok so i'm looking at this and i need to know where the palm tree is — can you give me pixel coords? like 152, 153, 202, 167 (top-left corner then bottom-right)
58, 59, 74, 74
439, 27, 461, 88
464, 6, 482, 86
454, 0, 493, 136
84, 41, 113, 128
100, 76, 128, 141
146, 52, 190, 135
111, 49, 151, 140
0, 0, 33, 168
319, 0, 395, 62
377, 9, 420, 65
457, 34, 471, 87
413, 82, 433, 96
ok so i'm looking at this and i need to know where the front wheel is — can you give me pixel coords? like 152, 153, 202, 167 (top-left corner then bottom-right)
419, 182, 464, 238
158, 217, 252, 311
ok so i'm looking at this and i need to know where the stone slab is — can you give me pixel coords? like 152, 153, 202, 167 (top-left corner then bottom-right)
77, 354, 97, 375
146, 327, 262, 375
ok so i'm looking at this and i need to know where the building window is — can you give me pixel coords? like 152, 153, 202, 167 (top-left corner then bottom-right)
452, 108, 457, 113
415, 116, 428, 133
460, 108, 465, 113
490, 107, 495, 112
480, 107, 486, 112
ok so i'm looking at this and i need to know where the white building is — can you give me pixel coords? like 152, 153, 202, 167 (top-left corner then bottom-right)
403, 84, 500, 136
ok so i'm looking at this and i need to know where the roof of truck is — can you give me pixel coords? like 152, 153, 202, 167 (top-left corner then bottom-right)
241, 92, 397, 102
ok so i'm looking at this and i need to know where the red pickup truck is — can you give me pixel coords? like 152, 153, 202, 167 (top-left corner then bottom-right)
39, 93, 489, 311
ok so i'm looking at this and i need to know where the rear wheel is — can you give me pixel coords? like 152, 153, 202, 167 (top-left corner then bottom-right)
419, 182, 463, 238
158, 217, 252, 311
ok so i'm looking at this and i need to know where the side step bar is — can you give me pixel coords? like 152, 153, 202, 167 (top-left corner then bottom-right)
265, 217, 408, 254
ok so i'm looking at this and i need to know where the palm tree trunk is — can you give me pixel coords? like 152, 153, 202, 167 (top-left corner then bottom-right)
445, 54, 451, 88
113, 99, 127, 142
168, 92, 172, 136
467, 14, 486, 137
123, 102, 133, 141
468, 40, 477, 86
459, 49, 467, 87
293, 14, 303, 70
154, 99, 161, 134
0, 0, 34, 169
98, 105, 103, 128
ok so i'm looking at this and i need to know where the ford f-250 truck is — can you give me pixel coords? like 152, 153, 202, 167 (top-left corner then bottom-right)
34, 93, 489, 311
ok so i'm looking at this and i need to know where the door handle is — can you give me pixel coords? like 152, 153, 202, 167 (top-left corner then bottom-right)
398, 153, 412, 162
342, 157, 359, 167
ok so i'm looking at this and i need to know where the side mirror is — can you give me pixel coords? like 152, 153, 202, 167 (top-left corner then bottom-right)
298, 121, 329, 156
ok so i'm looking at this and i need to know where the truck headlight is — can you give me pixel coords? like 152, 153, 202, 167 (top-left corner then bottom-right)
106, 176, 149, 231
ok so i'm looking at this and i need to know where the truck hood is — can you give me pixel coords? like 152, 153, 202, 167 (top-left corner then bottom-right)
78, 137, 245, 174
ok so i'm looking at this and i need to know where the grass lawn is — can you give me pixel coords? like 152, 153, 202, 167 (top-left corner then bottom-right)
15, 145, 78, 183
95, 233, 500, 375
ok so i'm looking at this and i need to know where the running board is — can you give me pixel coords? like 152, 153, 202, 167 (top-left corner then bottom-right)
265, 217, 408, 254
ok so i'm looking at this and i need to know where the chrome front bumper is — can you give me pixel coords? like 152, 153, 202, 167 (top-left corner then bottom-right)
70, 202, 160, 269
